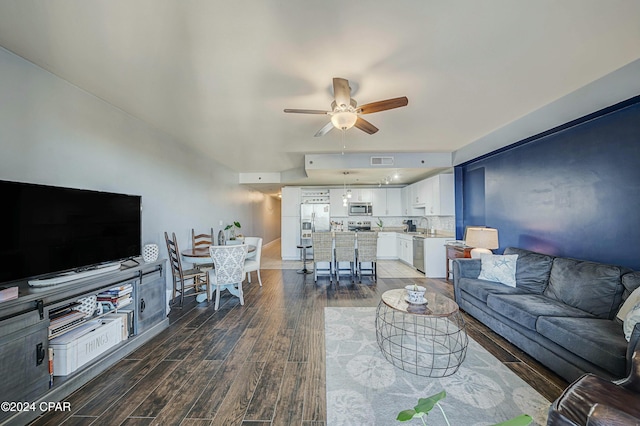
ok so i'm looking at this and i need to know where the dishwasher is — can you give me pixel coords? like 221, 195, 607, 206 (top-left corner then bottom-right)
413, 236, 425, 273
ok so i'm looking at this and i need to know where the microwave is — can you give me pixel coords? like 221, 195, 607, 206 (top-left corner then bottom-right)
348, 202, 372, 216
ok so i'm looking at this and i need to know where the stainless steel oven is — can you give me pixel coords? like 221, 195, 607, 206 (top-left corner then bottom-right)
348, 202, 372, 216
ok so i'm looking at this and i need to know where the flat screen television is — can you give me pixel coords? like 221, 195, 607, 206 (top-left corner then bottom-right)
0, 180, 141, 285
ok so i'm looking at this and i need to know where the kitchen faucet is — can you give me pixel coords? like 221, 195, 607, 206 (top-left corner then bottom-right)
419, 216, 429, 234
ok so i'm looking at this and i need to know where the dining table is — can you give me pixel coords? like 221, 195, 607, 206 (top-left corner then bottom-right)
181, 244, 256, 265
181, 244, 256, 303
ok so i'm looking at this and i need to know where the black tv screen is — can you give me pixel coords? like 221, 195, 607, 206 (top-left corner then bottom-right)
0, 180, 141, 284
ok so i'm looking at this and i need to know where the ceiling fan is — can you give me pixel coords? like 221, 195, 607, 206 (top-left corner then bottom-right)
284, 77, 408, 137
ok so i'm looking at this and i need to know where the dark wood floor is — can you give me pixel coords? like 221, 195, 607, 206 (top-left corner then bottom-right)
31, 267, 567, 426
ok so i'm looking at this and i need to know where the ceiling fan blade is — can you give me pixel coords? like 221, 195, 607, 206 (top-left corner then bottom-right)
314, 121, 335, 137
333, 77, 351, 108
354, 117, 379, 135
283, 109, 329, 114
358, 96, 408, 114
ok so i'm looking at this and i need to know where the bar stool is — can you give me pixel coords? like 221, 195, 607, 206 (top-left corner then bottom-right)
311, 232, 334, 282
296, 244, 313, 274
334, 231, 356, 283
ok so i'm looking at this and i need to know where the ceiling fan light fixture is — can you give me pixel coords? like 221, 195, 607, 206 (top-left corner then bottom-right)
331, 111, 358, 130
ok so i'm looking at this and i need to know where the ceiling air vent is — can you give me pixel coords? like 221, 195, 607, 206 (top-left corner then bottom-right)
370, 156, 394, 166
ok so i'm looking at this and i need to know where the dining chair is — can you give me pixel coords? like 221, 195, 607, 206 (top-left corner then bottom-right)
334, 231, 356, 283
191, 228, 214, 269
243, 236, 263, 286
312, 231, 334, 283
208, 244, 249, 310
356, 231, 378, 282
164, 231, 210, 308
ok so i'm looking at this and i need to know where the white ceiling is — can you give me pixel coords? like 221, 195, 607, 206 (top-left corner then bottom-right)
0, 1, 639, 194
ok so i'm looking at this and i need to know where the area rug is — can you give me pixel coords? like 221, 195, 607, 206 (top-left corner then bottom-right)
325, 307, 550, 425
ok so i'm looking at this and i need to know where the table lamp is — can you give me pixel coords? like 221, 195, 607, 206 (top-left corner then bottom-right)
464, 227, 499, 258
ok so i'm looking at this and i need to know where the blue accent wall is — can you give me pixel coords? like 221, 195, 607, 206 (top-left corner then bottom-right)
456, 98, 640, 270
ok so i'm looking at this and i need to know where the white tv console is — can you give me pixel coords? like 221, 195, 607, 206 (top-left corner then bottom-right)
0, 259, 168, 426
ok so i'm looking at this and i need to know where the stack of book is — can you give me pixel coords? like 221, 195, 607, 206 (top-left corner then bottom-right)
97, 283, 133, 311
49, 303, 86, 338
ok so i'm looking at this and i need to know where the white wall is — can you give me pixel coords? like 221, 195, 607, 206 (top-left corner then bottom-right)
251, 193, 282, 245
0, 47, 268, 291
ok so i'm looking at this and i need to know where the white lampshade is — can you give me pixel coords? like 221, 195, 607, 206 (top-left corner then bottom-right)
465, 227, 499, 258
331, 111, 358, 130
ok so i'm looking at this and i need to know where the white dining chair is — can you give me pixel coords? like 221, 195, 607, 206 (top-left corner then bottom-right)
243, 236, 263, 286
208, 244, 248, 310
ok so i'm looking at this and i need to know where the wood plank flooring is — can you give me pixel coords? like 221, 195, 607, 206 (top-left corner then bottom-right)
30, 240, 567, 425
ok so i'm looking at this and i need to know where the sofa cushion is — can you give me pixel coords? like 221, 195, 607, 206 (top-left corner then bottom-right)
536, 316, 627, 377
477, 254, 518, 287
486, 293, 594, 331
544, 257, 626, 319
458, 278, 526, 303
504, 247, 554, 294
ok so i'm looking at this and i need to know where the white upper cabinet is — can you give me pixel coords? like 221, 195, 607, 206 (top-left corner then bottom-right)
424, 174, 454, 216
349, 188, 372, 202
281, 187, 301, 216
386, 188, 403, 216
371, 188, 387, 216
371, 188, 401, 217
411, 180, 426, 207
329, 188, 348, 217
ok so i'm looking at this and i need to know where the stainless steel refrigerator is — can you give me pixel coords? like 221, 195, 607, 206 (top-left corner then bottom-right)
300, 203, 331, 259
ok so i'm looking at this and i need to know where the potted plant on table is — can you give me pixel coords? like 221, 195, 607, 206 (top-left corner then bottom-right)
376, 217, 384, 230
225, 221, 242, 244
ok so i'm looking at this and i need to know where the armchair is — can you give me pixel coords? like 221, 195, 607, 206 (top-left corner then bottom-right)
547, 350, 640, 425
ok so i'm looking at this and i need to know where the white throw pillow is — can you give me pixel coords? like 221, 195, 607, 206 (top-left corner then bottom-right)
477, 254, 518, 287
617, 286, 640, 321
624, 302, 640, 342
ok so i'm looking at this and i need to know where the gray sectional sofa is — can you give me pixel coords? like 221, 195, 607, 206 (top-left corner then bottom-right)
453, 247, 640, 383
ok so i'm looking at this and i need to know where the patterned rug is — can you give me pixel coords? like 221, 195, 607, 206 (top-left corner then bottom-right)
325, 307, 550, 426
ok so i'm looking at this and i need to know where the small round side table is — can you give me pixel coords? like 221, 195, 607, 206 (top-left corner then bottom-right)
375, 289, 468, 377
296, 244, 313, 274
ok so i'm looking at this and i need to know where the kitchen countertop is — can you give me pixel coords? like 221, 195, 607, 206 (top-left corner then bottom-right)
336, 229, 454, 238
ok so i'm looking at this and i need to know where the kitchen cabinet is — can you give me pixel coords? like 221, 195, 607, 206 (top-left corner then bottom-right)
350, 188, 372, 202
396, 233, 414, 266
411, 180, 426, 207
386, 188, 402, 216
371, 188, 402, 217
371, 188, 386, 216
401, 174, 455, 216
424, 174, 454, 216
377, 232, 397, 259
401, 185, 422, 216
423, 237, 449, 278
329, 188, 348, 217
281, 187, 301, 216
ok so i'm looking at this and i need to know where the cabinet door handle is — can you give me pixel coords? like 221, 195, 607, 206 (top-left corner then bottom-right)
36, 342, 45, 366
140, 298, 146, 313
